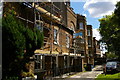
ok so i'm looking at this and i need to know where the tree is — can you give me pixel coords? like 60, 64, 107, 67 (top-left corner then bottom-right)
99, 1, 120, 60
99, 15, 115, 52
106, 52, 118, 59
2, 11, 26, 78
2, 10, 44, 79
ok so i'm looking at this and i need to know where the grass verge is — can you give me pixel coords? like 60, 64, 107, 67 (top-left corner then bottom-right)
96, 73, 120, 80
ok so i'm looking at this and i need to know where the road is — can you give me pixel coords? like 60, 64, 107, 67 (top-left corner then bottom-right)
53, 65, 103, 80
67, 65, 103, 80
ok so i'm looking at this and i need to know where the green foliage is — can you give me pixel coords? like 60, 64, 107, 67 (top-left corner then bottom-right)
99, 1, 120, 59
96, 73, 120, 80
21, 71, 34, 77
2, 10, 44, 78
106, 52, 118, 59
2, 11, 26, 60
24, 27, 44, 57
34, 27, 44, 49
2, 11, 26, 77
4, 76, 18, 80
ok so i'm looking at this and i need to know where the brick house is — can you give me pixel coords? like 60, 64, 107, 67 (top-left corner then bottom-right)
3, 2, 97, 79
75, 14, 88, 64
87, 25, 94, 65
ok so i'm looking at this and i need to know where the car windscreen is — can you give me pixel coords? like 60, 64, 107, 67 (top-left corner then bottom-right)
106, 62, 117, 66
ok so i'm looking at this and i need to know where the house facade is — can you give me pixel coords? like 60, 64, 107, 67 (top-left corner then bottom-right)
75, 14, 88, 64
32, 2, 79, 79
93, 37, 101, 58
87, 25, 94, 65
3, 2, 97, 79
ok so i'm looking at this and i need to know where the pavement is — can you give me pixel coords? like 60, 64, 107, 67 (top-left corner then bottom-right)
53, 65, 103, 80
53, 72, 78, 78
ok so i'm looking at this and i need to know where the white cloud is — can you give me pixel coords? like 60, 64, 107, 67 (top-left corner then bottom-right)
0, 5, 2, 9
82, 14, 87, 17
93, 28, 101, 40
84, 0, 120, 18
0, 2, 2, 17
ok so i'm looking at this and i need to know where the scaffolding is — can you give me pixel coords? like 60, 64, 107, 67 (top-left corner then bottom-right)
5, 2, 83, 79
15, 2, 64, 54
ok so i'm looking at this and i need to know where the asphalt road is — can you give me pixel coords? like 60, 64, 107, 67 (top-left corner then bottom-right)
53, 65, 103, 80
67, 65, 103, 80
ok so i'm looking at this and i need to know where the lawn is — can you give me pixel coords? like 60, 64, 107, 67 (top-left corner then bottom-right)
96, 73, 120, 80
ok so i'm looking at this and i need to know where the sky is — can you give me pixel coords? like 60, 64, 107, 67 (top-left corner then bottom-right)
71, 0, 120, 40
0, 1, 2, 18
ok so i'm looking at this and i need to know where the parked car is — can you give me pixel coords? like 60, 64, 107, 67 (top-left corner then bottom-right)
104, 61, 120, 74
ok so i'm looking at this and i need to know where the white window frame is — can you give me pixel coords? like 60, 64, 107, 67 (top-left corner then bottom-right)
35, 55, 43, 70
79, 22, 83, 29
36, 22, 43, 31
80, 39, 84, 43
66, 34, 70, 48
88, 39, 91, 47
35, 55, 41, 69
64, 56, 67, 68
54, 29, 58, 44
87, 29, 91, 36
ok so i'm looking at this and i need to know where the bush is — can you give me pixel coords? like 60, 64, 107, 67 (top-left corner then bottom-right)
3, 76, 19, 80
21, 72, 34, 78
